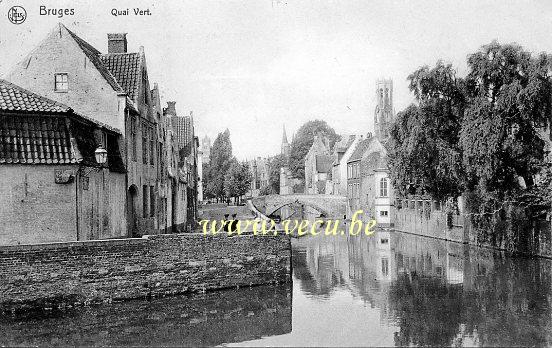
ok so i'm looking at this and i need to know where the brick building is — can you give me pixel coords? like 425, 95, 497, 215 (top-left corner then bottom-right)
0, 79, 126, 245
304, 132, 332, 194
152, 88, 188, 233
330, 134, 360, 195
5, 23, 180, 238
166, 103, 198, 230
346, 79, 394, 224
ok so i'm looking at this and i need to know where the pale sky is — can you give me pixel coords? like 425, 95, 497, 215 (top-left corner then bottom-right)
2, 0, 552, 160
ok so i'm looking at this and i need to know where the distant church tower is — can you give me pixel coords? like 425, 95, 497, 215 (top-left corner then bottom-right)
281, 125, 290, 158
374, 79, 394, 141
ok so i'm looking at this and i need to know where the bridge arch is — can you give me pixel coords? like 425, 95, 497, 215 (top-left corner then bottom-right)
250, 194, 347, 220
266, 200, 330, 218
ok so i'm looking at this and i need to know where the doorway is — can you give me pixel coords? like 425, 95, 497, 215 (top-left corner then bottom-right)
127, 184, 138, 237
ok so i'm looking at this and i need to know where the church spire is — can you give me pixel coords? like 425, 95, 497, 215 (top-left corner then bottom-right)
281, 124, 290, 158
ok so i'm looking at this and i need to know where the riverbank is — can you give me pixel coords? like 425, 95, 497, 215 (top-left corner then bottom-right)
394, 200, 552, 258
0, 232, 291, 313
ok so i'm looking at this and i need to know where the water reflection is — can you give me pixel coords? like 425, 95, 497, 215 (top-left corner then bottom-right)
284, 231, 552, 347
2, 230, 552, 346
0, 284, 292, 346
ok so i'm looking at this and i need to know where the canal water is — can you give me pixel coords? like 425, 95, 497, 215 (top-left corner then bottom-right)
2, 230, 552, 346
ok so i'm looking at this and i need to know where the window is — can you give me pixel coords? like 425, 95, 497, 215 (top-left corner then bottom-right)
130, 116, 137, 161
54, 73, 68, 92
149, 128, 155, 165
150, 185, 155, 217
381, 258, 389, 277
143, 185, 148, 217
379, 177, 388, 197
142, 123, 148, 164
380, 210, 388, 216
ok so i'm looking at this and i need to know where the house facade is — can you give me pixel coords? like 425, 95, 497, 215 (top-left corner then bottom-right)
330, 134, 360, 196
347, 137, 370, 217
346, 79, 395, 225
304, 132, 332, 194
0, 79, 126, 245
360, 138, 392, 225
5, 23, 195, 240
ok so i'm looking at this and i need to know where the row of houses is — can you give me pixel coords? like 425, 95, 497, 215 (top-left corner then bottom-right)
279, 79, 394, 225
0, 23, 200, 246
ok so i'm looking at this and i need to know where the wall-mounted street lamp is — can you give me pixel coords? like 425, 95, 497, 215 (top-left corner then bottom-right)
94, 146, 108, 166
55, 146, 109, 185
78, 146, 108, 177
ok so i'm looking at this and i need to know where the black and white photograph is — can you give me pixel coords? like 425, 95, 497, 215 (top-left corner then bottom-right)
2, 1, 552, 346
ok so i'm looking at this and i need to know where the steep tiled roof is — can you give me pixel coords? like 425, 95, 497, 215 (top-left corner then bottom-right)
0, 79, 71, 113
333, 134, 355, 152
64, 26, 125, 95
100, 53, 141, 101
0, 114, 77, 164
362, 150, 387, 173
0, 112, 125, 170
348, 137, 374, 163
0, 80, 125, 169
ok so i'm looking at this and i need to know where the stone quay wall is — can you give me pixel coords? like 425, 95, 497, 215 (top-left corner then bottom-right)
394, 198, 552, 258
0, 233, 291, 312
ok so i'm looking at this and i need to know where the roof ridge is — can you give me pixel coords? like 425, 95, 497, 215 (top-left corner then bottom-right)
101, 52, 140, 56
62, 24, 125, 94
0, 78, 72, 112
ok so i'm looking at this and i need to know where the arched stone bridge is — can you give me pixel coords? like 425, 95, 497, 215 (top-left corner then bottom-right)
250, 194, 347, 219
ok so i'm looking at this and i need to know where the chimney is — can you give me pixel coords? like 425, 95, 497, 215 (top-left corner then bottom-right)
165, 101, 177, 116
107, 33, 127, 53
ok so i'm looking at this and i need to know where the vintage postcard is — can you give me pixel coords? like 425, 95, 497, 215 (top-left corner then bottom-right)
1, 1, 552, 347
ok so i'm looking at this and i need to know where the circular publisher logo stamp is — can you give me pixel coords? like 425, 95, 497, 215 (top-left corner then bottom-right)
8, 6, 27, 24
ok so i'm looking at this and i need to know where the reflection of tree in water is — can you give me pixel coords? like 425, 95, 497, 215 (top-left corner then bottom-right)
388, 272, 464, 347
292, 244, 347, 298
388, 243, 552, 347
460, 254, 552, 347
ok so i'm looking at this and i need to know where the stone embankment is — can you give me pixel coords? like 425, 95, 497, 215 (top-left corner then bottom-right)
0, 232, 291, 312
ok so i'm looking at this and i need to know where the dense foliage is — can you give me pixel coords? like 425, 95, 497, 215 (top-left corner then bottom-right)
389, 41, 552, 209
223, 160, 252, 204
204, 129, 252, 202
389, 61, 465, 200
289, 120, 340, 179
204, 129, 233, 200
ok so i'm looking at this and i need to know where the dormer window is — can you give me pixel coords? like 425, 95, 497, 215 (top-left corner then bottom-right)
54, 73, 68, 92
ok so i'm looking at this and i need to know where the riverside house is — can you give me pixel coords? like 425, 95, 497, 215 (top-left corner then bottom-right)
5, 23, 187, 238
0, 79, 126, 245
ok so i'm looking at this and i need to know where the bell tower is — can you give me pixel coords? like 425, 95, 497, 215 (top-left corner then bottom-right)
374, 79, 394, 141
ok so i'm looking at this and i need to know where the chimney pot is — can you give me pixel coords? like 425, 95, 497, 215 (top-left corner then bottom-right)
107, 33, 128, 53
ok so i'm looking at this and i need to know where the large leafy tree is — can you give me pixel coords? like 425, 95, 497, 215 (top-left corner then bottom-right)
224, 159, 252, 204
389, 61, 466, 200
390, 41, 552, 205
460, 41, 552, 195
205, 129, 233, 200
289, 120, 340, 179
